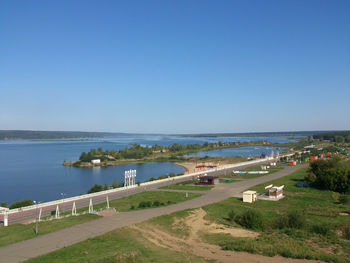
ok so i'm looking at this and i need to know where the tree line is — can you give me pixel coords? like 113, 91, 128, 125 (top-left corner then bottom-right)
78, 142, 235, 162
313, 131, 350, 143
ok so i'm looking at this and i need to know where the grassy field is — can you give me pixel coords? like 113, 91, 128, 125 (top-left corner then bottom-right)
160, 180, 214, 191
59, 191, 203, 216
24, 226, 212, 263
2, 191, 202, 248
20, 166, 350, 263
0, 214, 100, 247
200, 167, 350, 262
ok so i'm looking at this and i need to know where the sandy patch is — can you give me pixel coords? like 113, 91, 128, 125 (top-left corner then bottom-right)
131, 209, 318, 263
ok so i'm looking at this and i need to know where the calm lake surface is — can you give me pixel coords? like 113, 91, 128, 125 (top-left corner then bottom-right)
0, 135, 296, 204
186, 146, 285, 157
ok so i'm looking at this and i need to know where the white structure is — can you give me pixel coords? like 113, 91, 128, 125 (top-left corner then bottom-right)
0, 207, 9, 226
55, 205, 60, 218
91, 159, 101, 164
270, 162, 277, 166
124, 169, 136, 187
106, 196, 110, 209
88, 198, 93, 213
72, 202, 77, 216
265, 185, 284, 199
243, 191, 257, 203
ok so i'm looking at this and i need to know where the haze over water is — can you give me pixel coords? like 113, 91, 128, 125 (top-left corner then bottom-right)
0, 135, 296, 204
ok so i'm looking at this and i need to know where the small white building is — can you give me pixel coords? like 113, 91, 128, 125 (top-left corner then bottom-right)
91, 159, 101, 164
243, 190, 257, 203
265, 184, 284, 199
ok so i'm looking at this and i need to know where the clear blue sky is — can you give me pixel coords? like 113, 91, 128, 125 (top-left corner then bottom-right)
1, 0, 349, 134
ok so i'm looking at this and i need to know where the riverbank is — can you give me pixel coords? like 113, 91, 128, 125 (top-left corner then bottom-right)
64, 141, 292, 168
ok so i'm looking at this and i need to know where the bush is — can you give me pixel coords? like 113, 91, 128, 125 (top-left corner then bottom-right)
236, 209, 265, 230
227, 210, 236, 222
275, 211, 305, 229
0, 202, 8, 208
9, 199, 34, 209
138, 201, 147, 208
312, 224, 332, 236
87, 184, 104, 194
153, 200, 161, 207
339, 194, 350, 204
343, 227, 350, 239
130, 205, 135, 210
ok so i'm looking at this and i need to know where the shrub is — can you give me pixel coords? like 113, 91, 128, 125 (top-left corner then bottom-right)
130, 205, 135, 210
146, 201, 152, 207
312, 224, 332, 236
138, 201, 147, 208
236, 209, 265, 230
9, 199, 34, 209
344, 227, 350, 239
87, 184, 104, 194
167, 200, 172, 204
339, 194, 350, 204
275, 211, 305, 229
111, 180, 119, 189
228, 210, 236, 222
153, 200, 161, 207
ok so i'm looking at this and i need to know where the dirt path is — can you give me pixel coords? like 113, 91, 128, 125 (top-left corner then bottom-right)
132, 209, 319, 263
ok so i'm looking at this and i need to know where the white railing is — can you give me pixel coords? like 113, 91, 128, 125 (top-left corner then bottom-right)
3, 156, 276, 215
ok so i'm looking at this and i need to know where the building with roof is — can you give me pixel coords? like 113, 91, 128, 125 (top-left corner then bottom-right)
243, 191, 257, 203
265, 184, 284, 199
198, 175, 219, 185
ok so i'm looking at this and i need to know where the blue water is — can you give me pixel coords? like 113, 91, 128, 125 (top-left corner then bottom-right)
186, 146, 285, 157
0, 135, 295, 204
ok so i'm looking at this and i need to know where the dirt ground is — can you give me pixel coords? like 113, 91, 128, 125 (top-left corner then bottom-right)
131, 209, 320, 263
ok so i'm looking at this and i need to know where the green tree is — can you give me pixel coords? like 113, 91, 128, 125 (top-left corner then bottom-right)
9, 199, 34, 209
87, 184, 104, 194
307, 157, 350, 193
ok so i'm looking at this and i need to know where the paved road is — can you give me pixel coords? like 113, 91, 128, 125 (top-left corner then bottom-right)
3, 160, 271, 225
0, 164, 306, 263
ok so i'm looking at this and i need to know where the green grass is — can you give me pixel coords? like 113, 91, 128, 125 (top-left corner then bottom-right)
160, 180, 214, 191
69, 191, 203, 214
199, 167, 350, 262
0, 214, 99, 247
24, 226, 210, 263
2, 191, 202, 248
19, 166, 350, 263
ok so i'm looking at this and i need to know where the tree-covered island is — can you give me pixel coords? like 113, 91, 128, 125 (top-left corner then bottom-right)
63, 140, 293, 168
